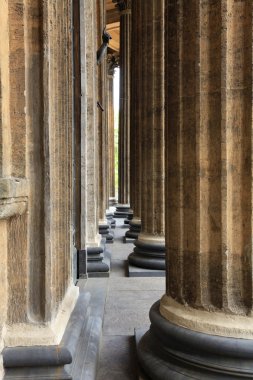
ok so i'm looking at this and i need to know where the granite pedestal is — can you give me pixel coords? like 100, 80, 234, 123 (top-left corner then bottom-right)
128, 239, 166, 271
137, 302, 253, 379
87, 240, 110, 277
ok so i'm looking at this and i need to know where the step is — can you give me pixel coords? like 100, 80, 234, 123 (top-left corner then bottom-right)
70, 316, 102, 380
3, 292, 92, 380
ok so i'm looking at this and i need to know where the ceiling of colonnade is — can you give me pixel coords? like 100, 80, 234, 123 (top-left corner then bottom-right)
106, 0, 120, 52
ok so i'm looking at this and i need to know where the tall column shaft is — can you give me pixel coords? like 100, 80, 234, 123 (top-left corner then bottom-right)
0, 0, 79, 357
128, 0, 165, 269
85, 0, 111, 271
125, 0, 143, 239
97, 0, 108, 221
117, 1, 131, 205
138, 1, 253, 378
107, 72, 115, 202
164, 0, 253, 329
84, 0, 100, 248
130, 1, 142, 221
73, 0, 86, 281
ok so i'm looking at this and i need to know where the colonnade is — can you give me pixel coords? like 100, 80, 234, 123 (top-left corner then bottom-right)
0, 0, 253, 378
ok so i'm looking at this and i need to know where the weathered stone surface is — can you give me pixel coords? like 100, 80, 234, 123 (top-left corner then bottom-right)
128, 0, 165, 271
165, 0, 253, 325
0, 1, 82, 375
25, 0, 46, 322
97, 0, 109, 222
85, 0, 101, 249
118, 2, 131, 204
138, 1, 253, 378
107, 66, 116, 201
128, 0, 142, 224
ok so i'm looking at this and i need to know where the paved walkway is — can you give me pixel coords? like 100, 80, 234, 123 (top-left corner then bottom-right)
95, 219, 165, 380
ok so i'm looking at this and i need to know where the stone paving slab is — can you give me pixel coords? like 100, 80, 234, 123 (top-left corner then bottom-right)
110, 260, 128, 277
96, 336, 137, 380
128, 264, 166, 278
96, 218, 164, 378
103, 290, 162, 336
108, 277, 165, 291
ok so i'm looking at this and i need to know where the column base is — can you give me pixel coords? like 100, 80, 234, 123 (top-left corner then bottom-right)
124, 209, 133, 224
109, 197, 117, 206
99, 222, 114, 243
87, 242, 110, 276
125, 219, 141, 240
137, 301, 253, 379
128, 237, 165, 270
3, 292, 102, 380
78, 249, 87, 278
106, 211, 116, 229
114, 203, 131, 218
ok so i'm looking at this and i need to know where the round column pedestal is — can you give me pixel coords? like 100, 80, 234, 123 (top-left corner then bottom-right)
125, 218, 141, 239
137, 301, 253, 379
128, 235, 165, 270
114, 204, 131, 218
87, 245, 109, 273
124, 209, 133, 225
106, 211, 116, 229
109, 197, 117, 206
99, 222, 114, 243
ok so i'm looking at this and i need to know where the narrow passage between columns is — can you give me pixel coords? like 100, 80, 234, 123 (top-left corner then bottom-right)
83, 216, 165, 380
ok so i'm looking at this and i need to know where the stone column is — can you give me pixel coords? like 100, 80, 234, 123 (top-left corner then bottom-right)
128, 0, 165, 270
73, 0, 86, 279
97, 0, 113, 243
114, 0, 131, 219
97, 0, 106, 226
107, 55, 117, 207
125, 0, 142, 241
85, 0, 110, 275
106, 54, 119, 230
137, 1, 253, 378
0, 1, 88, 376
108, 73, 115, 204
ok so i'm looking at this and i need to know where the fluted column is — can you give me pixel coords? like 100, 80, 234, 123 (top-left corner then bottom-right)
128, 0, 165, 270
137, 1, 253, 378
84, 0, 100, 249
84, 0, 109, 275
97, 0, 107, 222
107, 54, 119, 207
105, 54, 118, 230
97, 0, 113, 243
108, 72, 115, 205
125, 0, 142, 240
82, 0, 110, 275
114, 0, 131, 218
